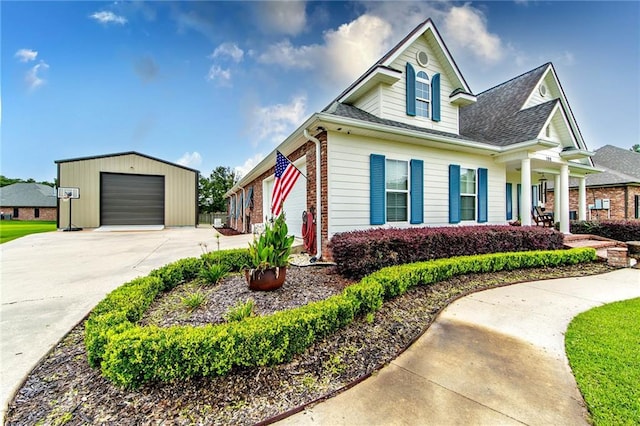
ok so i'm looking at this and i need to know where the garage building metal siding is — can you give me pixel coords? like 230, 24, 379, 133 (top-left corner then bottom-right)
56, 152, 198, 228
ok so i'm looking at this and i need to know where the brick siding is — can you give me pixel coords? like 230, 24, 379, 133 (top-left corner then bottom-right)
229, 132, 333, 258
546, 185, 640, 220
0, 206, 57, 221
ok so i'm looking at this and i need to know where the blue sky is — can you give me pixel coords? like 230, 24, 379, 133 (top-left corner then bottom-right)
2, 1, 639, 183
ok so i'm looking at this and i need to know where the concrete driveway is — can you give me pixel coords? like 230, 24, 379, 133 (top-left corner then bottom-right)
0, 227, 254, 421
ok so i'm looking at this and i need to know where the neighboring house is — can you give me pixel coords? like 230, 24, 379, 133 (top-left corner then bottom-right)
225, 18, 598, 259
0, 183, 57, 221
55, 152, 199, 229
546, 145, 640, 220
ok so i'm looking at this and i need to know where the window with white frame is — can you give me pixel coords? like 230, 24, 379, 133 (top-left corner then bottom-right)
416, 71, 430, 118
460, 168, 476, 221
386, 159, 408, 222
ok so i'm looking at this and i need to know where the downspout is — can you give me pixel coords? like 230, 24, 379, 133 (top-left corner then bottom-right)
241, 187, 246, 233
304, 128, 322, 260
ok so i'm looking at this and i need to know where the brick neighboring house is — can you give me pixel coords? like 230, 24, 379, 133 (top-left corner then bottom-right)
225, 18, 599, 259
0, 183, 57, 221
546, 145, 640, 220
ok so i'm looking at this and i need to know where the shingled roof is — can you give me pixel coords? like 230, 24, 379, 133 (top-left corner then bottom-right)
0, 183, 57, 207
591, 145, 640, 180
323, 102, 476, 143
459, 63, 551, 146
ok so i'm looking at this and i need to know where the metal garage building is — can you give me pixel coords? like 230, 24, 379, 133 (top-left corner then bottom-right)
55, 152, 199, 229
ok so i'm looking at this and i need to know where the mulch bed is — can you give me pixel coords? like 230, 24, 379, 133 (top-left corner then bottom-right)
6, 262, 614, 425
213, 227, 243, 236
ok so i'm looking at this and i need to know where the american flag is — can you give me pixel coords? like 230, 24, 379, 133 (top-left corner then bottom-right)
271, 151, 301, 216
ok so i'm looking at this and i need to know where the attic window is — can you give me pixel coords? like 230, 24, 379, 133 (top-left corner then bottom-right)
539, 84, 547, 97
545, 125, 551, 138
416, 50, 429, 67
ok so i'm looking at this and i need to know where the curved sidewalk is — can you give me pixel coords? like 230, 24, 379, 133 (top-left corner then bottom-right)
278, 268, 640, 425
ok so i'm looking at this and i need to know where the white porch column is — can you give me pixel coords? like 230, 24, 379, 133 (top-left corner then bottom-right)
521, 158, 532, 226
554, 174, 561, 219
559, 164, 570, 233
578, 177, 587, 220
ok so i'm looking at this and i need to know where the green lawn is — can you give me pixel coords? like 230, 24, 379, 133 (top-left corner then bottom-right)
0, 220, 57, 244
565, 297, 640, 425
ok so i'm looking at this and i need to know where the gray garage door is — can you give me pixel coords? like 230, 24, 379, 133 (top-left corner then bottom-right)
101, 173, 165, 225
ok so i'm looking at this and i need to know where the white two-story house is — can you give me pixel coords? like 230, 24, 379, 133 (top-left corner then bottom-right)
226, 18, 598, 259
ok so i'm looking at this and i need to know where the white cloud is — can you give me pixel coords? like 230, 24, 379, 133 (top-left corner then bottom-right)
322, 15, 393, 86
211, 42, 244, 63
257, 40, 318, 69
443, 5, 504, 64
258, 14, 393, 88
177, 152, 202, 168
15, 49, 38, 62
258, 1, 307, 36
90, 11, 128, 25
235, 153, 265, 178
251, 95, 308, 146
25, 61, 49, 91
206, 65, 232, 86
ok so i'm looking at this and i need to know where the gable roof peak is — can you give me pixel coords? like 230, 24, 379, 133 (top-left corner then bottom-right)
476, 62, 551, 97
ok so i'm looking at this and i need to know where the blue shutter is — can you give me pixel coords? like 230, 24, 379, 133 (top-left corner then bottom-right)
238, 193, 243, 218
406, 63, 416, 116
230, 197, 235, 220
410, 159, 424, 224
449, 164, 460, 224
245, 186, 253, 209
370, 154, 386, 225
478, 168, 488, 223
506, 183, 513, 221
431, 73, 441, 122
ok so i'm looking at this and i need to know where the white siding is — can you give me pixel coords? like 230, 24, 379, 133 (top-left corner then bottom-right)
326, 131, 506, 238
523, 72, 562, 109
353, 85, 381, 116
381, 34, 459, 134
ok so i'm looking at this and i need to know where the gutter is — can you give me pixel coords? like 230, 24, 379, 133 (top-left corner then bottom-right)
303, 128, 322, 260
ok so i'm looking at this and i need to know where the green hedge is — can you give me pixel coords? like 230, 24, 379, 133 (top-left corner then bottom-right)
86, 247, 597, 388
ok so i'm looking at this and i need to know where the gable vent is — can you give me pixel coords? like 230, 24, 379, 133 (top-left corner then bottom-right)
416, 50, 429, 67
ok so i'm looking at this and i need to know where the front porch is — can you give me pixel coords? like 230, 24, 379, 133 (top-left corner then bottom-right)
501, 153, 597, 233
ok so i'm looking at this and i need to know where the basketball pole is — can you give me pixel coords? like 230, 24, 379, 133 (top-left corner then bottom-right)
67, 198, 72, 231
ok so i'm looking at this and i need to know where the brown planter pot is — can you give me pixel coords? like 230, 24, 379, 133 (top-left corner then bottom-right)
245, 267, 287, 291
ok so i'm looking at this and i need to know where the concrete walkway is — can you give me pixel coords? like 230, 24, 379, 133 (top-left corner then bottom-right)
278, 268, 640, 425
0, 227, 254, 421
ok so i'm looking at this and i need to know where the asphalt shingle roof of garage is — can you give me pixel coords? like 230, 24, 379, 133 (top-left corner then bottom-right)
0, 183, 57, 207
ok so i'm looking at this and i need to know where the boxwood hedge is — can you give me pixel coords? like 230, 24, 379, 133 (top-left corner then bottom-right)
86, 247, 596, 388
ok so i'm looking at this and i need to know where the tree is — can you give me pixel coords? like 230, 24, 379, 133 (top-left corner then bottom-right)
631, 144, 640, 153
0, 175, 55, 187
198, 166, 239, 213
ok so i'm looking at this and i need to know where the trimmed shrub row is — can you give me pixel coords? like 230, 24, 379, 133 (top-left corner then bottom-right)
568, 220, 640, 242
329, 225, 565, 279
85, 247, 596, 388
85, 249, 250, 368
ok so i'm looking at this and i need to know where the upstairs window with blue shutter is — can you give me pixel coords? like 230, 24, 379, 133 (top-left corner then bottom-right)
416, 71, 430, 118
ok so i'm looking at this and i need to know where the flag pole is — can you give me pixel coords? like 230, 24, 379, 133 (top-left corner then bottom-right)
277, 150, 307, 180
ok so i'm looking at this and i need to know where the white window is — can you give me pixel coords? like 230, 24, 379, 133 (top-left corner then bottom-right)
416, 71, 430, 118
386, 159, 408, 222
460, 168, 476, 221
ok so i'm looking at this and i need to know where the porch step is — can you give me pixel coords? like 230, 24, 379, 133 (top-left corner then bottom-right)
563, 234, 625, 260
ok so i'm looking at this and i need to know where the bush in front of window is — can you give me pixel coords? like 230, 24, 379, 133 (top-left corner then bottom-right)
329, 225, 565, 279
